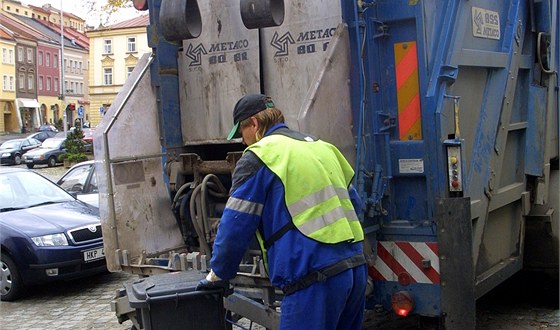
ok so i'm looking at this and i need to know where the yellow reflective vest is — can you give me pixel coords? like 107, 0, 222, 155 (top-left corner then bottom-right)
247, 133, 364, 246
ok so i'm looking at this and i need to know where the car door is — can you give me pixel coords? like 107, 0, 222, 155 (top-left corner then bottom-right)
57, 163, 98, 207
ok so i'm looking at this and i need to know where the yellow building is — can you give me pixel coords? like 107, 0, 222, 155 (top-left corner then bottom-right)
86, 15, 149, 127
0, 24, 17, 133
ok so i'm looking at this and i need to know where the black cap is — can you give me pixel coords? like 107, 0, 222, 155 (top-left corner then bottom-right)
227, 94, 275, 140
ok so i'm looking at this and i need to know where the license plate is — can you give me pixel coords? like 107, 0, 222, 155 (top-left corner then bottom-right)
25, 159, 33, 163
83, 247, 105, 262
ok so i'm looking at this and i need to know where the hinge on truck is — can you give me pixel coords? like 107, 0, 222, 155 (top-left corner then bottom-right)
439, 65, 458, 84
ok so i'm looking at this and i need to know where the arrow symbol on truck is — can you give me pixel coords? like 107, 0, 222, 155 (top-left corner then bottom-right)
270, 31, 295, 57
185, 43, 207, 66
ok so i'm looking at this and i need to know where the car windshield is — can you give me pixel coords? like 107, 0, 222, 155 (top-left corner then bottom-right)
0, 171, 74, 211
0, 140, 22, 149
41, 139, 64, 149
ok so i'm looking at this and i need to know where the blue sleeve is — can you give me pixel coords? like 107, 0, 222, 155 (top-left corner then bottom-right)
210, 153, 267, 280
349, 184, 363, 216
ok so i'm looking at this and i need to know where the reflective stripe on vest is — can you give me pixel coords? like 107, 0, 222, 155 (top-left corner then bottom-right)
247, 134, 364, 245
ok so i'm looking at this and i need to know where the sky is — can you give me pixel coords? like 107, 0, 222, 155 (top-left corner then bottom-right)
22, 0, 143, 27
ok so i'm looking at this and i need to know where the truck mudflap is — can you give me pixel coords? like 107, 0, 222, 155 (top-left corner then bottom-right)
436, 197, 475, 329
369, 198, 474, 329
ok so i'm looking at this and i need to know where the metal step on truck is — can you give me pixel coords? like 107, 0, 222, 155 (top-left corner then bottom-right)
94, 0, 558, 329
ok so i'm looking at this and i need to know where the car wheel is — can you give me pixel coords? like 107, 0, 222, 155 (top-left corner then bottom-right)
26, 163, 34, 169
47, 156, 57, 167
1, 253, 25, 301
14, 154, 21, 165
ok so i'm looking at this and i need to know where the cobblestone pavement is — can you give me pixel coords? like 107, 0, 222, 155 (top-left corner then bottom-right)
0, 271, 138, 330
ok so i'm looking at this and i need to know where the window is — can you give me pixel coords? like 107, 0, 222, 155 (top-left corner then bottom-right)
78, 61, 82, 73
127, 66, 134, 78
70, 81, 75, 93
46, 53, 50, 67
103, 68, 113, 85
127, 37, 136, 52
18, 73, 25, 89
8, 49, 13, 64
28, 73, 34, 90
9, 76, 14, 90
104, 39, 112, 54
17, 47, 23, 62
38, 51, 43, 65
38, 76, 43, 90
72, 60, 76, 72
2, 49, 7, 64
79, 82, 83, 94
2, 75, 7, 90
54, 54, 58, 68
54, 78, 58, 92
27, 48, 33, 63
64, 58, 67, 69
46, 77, 51, 91
69, 60, 73, 72
64, 80, 68, 91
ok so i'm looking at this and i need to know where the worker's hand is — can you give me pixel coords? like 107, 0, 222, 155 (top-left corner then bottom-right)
196, 269, 233, 296
196, 279, 233, 296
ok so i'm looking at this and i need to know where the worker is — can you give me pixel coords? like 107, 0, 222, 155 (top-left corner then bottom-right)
197, 94, 367, 329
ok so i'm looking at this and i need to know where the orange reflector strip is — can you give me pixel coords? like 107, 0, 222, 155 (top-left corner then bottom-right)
394, 41, 422, 140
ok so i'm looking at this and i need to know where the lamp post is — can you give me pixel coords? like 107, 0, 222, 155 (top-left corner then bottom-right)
59, 0, 66, 137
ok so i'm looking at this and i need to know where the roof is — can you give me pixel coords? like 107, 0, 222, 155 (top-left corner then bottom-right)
0, 25, 16, 41
15, 14, 88, 51
0, 13, 42, 42
26, 4, 50, 16
27, 3, 85, 22
104, 15, 149, 30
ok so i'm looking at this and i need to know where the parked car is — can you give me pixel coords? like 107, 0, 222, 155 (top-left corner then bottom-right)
27, 130, 57, 143
37, 124, 58, 132
82, 128, 95, 145
0, 167, 106, 301
0, 138, 42, 165
57, 160, 99, 207
23, 137, 67, 168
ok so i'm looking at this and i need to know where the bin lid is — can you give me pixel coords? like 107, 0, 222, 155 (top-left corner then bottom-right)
127, 271, 211, 307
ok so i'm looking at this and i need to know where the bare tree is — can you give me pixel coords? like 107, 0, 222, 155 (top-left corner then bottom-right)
83, 0, 134, 27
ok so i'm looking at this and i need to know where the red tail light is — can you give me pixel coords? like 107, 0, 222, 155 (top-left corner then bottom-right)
391, 291, 414, 317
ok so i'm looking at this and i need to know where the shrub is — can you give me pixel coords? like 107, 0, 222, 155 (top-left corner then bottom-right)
61, 127, 88, 163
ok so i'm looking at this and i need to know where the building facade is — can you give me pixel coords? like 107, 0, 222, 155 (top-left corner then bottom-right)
0, 25, 16, 132
2, 0, 86, 33
86, 15, 149, 127
0, 1, 89, 133
16, 15, 90, 129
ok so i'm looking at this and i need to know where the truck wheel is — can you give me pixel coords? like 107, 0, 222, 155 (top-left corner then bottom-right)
47, 156, 56, 167
14, 154, 21, 165
1, 253, 24, 301
26, 163, 34, 169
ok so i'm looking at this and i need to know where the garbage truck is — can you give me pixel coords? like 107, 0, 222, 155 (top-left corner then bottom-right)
94, 0, 559, 328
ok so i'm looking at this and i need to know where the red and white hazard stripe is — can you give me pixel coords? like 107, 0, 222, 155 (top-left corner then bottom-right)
371, 241, 440, 284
